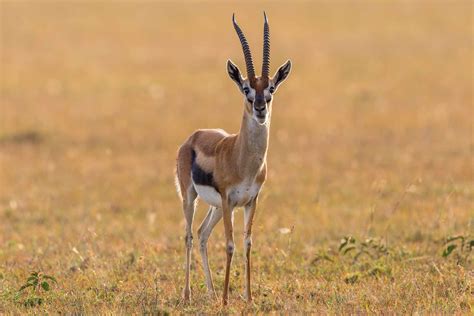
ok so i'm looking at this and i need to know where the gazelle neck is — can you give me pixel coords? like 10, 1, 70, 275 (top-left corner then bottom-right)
236, 105, 270, 174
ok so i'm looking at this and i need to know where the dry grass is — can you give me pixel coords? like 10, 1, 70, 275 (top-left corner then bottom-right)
0, 1, 473, 314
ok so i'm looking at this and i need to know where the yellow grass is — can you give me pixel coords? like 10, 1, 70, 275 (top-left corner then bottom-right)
0, 1, 472, 314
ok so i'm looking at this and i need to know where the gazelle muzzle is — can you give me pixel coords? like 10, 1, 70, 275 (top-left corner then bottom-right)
253, 95, 268, 123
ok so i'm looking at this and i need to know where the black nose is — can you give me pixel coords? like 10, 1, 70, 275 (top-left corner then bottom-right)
253, 99, 266, 112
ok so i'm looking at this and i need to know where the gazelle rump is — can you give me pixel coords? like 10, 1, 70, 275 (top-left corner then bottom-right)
175, 12, 291, 305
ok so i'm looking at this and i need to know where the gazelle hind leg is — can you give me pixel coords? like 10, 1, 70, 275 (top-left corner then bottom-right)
182, 186, 197, 302
197, 206, 223, 296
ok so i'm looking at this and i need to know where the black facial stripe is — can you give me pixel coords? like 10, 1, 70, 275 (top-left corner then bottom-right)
191, 150, 220, 193
255, 93, 265, 103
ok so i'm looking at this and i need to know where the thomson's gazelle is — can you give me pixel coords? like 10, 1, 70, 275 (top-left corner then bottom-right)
175, 12, 292, 305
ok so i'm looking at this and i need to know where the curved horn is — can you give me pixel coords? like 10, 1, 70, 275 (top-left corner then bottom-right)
232, 14, 255, 79
262, 11, 270, 78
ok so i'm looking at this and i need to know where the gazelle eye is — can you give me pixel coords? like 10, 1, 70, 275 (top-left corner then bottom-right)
269, 86, 275, 94
243, 87, 250, 94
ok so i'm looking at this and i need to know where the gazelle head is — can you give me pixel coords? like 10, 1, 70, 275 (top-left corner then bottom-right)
227, 12, 292, 125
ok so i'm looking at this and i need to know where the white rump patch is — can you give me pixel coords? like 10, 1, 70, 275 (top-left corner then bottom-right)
174, 175, 182, 199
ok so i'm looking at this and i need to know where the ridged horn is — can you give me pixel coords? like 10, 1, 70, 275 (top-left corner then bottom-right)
232, 13, 255, 79
262, 11, 270, 78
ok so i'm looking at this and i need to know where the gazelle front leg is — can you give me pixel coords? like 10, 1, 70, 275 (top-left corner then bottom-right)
243, 196, 258, 302
222, 197, 235, 305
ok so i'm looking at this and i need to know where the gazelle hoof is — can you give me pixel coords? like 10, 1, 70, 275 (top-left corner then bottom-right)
182, 289, 191, 303
206, 290, 217, 300
245, 290, 252, 303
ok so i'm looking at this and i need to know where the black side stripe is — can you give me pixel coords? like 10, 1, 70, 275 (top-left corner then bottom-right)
191, 150, 220, 193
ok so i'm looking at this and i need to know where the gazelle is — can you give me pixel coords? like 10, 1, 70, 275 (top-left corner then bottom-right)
175, 12, 291, 305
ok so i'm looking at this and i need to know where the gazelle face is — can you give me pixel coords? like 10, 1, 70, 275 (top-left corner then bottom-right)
227, 60, 292, 125
241, 78, 273, 124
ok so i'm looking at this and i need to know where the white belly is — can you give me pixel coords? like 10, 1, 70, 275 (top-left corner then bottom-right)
193, 181, 262, 208
194, 184, 222, 207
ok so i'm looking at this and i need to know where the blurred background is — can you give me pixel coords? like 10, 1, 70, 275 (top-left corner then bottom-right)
0, 1, 472, 313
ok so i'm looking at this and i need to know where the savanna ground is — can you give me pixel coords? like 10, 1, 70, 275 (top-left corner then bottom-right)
0, 1, 473, 314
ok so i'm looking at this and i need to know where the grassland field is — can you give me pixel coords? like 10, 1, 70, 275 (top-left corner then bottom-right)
0, 1, 473, 314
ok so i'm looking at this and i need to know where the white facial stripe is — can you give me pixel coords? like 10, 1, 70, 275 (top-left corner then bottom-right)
264, 83, 275, 95
242, 82, 256, 100
249, 89, 256, 100
263, 89, 272, 100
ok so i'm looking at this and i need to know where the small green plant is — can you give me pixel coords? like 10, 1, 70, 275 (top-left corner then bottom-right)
18, 271, 57, 307
442, 235, 473, 264
339, 236, 392, 284
310, 249, 334, 265
339, 236, 388, 263
344, 272, 361, 284
367, 263, 392, 277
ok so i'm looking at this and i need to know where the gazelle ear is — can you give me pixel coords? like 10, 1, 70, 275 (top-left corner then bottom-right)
227, 59, 244, 90
272, 60, 292, 91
